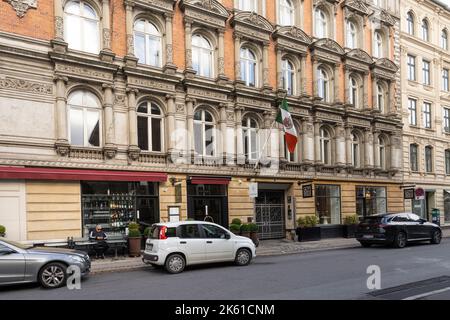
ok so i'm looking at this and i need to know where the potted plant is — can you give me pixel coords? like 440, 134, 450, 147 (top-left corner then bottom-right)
229, 224, 241, 235
231, 218, 242, 226
296, 215, 321, 242
127, 222, 141, 257
0, 225, 5, 237
342, 214, 359, 238
248, 223, 259, 247
143, 227, 151, 240
240, 223, 251, 239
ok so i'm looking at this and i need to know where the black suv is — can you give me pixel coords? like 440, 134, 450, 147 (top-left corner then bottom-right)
355, 213, 442, 248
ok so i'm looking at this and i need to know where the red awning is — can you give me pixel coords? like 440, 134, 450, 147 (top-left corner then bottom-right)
0, 166, 167, 182
189, 176, 231, 185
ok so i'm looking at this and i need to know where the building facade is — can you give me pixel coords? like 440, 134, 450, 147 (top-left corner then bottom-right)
400, 0, 450, 225
0, 0, 403, 242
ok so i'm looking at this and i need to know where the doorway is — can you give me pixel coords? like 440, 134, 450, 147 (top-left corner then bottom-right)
187, 184, 228, 227
255, 190, 285, 239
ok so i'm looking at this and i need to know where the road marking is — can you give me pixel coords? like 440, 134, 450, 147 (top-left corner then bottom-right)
402, 286, 450, 300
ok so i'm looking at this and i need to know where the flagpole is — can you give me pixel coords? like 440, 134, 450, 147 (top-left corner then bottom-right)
254, 119, 277, 170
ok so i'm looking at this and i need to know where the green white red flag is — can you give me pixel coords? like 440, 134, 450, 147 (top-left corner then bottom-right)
275, 99, 297, 153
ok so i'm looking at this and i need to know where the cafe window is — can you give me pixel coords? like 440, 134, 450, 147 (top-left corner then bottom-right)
315, 185, 341, 225
356, 186, 387, 217
81, 181, 159, 236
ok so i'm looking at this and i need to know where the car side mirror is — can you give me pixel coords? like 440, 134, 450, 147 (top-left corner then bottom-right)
419, 219, 426, 224
224, 233, 231, 240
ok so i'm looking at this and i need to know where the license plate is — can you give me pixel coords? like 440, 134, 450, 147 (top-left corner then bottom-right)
363, 235, 374, 239
146, 244, 153, 251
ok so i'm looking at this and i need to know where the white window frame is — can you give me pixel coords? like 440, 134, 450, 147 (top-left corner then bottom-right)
407, 12, 414, 35
423, 102, 431, 129
349, 76, 358, 107
442, 29, 448, 50
422, 60, 431, 85
242, 117, 260, 161
134, 19, 162, 67
373, 31, 383, 58
422, 19, 429, 42
443, 107, 450, 133
351, 132, 360, 168
408, 98, 417, 126
319, 127, 331, 165
314, 8, 328, 38
346, 21, 357, 48
407, 55, 416, 81
136, 101, 164, 152
282, 58, 295, 95
379, 137, 386, 170
443, 68, 449, 91
279, 0, 295, 26
194, 109, 216, 157
192, 34, 214, 78
240, 47, 258, 87
238, 0, 257, 12
317, 67, 330, 102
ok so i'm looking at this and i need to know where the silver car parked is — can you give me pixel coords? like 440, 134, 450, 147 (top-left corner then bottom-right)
0, 238, 90, 288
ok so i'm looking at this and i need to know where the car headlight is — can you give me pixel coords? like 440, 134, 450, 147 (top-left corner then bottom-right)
70, 255, 85, 263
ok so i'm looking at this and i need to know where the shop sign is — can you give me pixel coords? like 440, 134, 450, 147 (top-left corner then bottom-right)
403, 188, 415, 200
302, 184, 313, 198
249, 183, 258, 198
168, 206, 180, 222
415, 188, 425, 200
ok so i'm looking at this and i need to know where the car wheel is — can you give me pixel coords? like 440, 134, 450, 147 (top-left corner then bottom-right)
393, 231, 407, 248
38, 262, 67, 289
430, 229, 442, 244
359, 241, 372, 248
235, 248, 252, 266
165, 254, 185, 274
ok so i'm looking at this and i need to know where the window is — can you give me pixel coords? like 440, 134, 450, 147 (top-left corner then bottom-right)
373, 31, 383, 58
425, 146, 433, 173
137, 101, 164, 152
421, 19, 429, 42
444, 107, 450, 132
179, 224, 201, 238
68, 90, 101, 147
240, 47, 257, 87
423, 102, 431, 128
442, 29, 448, 50
407, 11, 415, 35
351, 132, 361, 168
346, 21, 357, 48
408, 98, 417, 125
279, 0, 294, 26
194, 109, 215, 157
317, 67, 330, 102
192, 34, 213, 78
349, 76, 358, 107
285, 130, 298, 162
238, 0, 257, 11
242, 116, 259, 161
422, 60, 431, 85
446, 149, 450, 174
377, 84, 385, 113
410, 144, 418, 171
319, 127, 331, 165
446, 191, 450, 223
134, 19, 162, 67
282, 58, 295, 95
315, 8, 328, 38
378, 137, 386, 170
407, 55, 416, 81
315, 185, 341, 225
356, 186, 387, 217
443, 69, 449, 91
64, 0, 99, 54
200, 224, 228, 239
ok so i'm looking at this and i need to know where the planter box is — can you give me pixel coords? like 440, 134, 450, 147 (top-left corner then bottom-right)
128, 237, 141, 257
320, 225, 344, 239
343, 224, 357, 238
296, 227, 321, 242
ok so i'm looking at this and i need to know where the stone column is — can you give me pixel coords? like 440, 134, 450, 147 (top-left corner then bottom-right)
124, 1, 138, 66
184, 18, 195, 76
335, 124, 346, 166
263, 111, 272, 160
235, 107, 244, 164
364, 129, 374, 168
363, 71, 369, 109
344, 66, 350, 104
126, 88, 140, 160
217, 28, 227, 81
373, 130, 380, 168
186, 97, 196, 160
300, 54, 308, 96
100, 0, 114, 62
219, 103, 228, 161
166, 94, 176, 153
54, 75, 69, 155
262, 42, 270, 89
334, 63, 342, 104
102, 84, 116, 158
279, 126, 286, 160
52, 0, 67, 52
276, 48, 283, 90
314, 120, 322, 163
388, 80, 396, 115
302, 118, 314, 163
163, 13, 176, 74
234, 35, 242, 82
345, 125, 353, 166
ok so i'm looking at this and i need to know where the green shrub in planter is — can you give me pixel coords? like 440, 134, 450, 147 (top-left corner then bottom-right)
305, 215, 318, 227
143, 227, 151, 238
342, 214, 359, 238
343, 214, 359, 225
0, 225, 5, 237
248, 223, 258, 233
127, 228, 141, 257
229, 224, 241, 234
296, 216, 321, 242
128, 222, 139, 230
128, 228, 141, 238
240, 223, 251, 232
231, 218, 242, 226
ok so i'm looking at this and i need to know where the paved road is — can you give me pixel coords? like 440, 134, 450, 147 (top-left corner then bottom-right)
1, 239, 450, 300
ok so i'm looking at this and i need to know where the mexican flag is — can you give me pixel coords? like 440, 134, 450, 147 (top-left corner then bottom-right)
275, 99, 298, 153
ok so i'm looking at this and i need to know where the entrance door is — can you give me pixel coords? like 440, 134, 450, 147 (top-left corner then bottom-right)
255, 191, 285, 239
189, 198, 225, 226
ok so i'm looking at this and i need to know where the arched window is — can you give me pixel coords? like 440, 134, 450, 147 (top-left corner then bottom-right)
373, 31, 383, 58
425, 145, 433, 173
351, 131, 361, 168
378, 136, 386, 170
407, 11, 414, 35
68, 90, 101, 147
238, 0, 257, 11
410, 143, 418, 171
192, 34, 213, 78
315, 8, 328, 38
242, 116, 259, 161
282, 58, 295, 95
377, 84, 385, 113
64, 0, 99, 54
422, 19, 429, 42
317, 67, 330, 102
319, 127, 331, 165
279, 0, 295, 26
240, 47, 257, 87
194, 109, 215, 156
134, 19, 162, 67
349, 76, 358, 107
346, 21, 357, 48
442, 29, 448, 50
137, 101, 164, 152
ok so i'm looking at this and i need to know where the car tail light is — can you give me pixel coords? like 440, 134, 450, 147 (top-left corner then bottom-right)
159, 226, 168, 240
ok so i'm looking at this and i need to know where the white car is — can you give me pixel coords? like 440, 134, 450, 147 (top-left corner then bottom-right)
142, 221, 256, 273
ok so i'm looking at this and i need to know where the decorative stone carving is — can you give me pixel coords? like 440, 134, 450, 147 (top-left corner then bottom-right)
55, 142, 70, 157
314, 39, 345, 55
55, 64, 114, 81
4, 0, 37, 18
0, 76, 53, 95
103, 28, 111, 49
104, 146, 117, 159
227, 111, 235, 122
180, 0, 229, 28
346, 49, 373, 65
114, 94, 126, 106
176, 104, 185, 113
342, 0, 370, 16
55, 16, 64, 39
231, 11, 273, 42
126, 34, 134, 55
127, 77, 175, 92
186, 87, 227, 101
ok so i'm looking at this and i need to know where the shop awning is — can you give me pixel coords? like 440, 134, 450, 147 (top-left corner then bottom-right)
0, 166, 167, 182
189, 176, 231, 185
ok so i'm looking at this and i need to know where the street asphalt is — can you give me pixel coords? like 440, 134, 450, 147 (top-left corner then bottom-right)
1, 239, 450, 300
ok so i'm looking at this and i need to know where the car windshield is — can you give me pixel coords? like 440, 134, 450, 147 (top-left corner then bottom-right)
361, 216, 384, 224
0, 238, 33, 250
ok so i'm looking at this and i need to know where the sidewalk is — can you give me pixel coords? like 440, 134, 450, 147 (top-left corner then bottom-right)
90, 227, 450, 274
